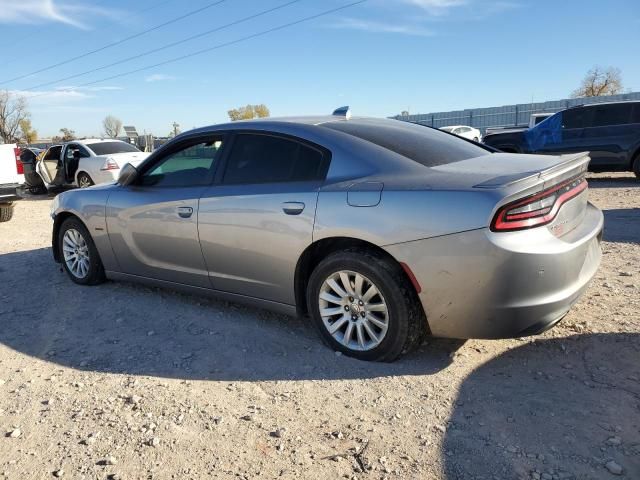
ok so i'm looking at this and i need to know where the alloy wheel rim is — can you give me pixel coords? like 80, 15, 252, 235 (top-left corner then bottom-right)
62, 229, 90, 279
79, 176, 91, 188
318, 270, 389, 351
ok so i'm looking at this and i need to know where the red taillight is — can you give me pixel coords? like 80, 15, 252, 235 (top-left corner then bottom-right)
100, 158, 119, 171
491, 176, 587, 232
14, 147, 23, 175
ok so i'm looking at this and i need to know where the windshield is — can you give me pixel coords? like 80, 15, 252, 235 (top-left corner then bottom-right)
323, 119, 490, 167
85, 141, 140, 156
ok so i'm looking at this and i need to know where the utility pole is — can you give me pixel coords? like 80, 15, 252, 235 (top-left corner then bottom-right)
172, 122, 180, 137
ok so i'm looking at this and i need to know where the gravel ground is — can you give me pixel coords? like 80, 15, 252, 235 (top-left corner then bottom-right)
0, 173, 638, 480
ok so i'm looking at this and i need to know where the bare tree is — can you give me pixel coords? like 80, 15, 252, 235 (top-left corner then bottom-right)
572, 66, 623, 98
0, 90, 29, 143
58, 128, 76, 142
103, 115, 123, 138
227, 104, 270, 121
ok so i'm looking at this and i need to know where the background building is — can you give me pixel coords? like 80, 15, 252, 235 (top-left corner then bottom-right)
392, 91, 640, 133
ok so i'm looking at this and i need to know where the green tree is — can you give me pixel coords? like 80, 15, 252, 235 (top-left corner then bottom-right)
227, 104, 270, 121
0, 90, 29, 143
19, 118, 37, 144
572, 66, 623, 98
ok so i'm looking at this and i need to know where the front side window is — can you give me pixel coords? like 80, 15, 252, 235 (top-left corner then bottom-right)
222, 134, 328, 184
141, 137, 224, 187
562, 109, 593, 129
44, 146, 62, 161
86, 141, 140, 156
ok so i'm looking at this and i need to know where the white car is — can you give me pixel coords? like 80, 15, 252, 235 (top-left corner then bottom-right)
439, 125, 482, 142
0, 143, 23, 222
36, 139, 150, 188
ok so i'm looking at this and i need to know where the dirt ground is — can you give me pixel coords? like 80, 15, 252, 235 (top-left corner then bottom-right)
0, 173, 638, 480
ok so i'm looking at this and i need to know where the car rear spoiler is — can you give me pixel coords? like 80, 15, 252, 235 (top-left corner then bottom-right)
473, 152, 591, 189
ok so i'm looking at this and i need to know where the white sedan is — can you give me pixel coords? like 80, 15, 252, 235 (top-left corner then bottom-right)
439, 125, 482, 142
37, 139, 150, 188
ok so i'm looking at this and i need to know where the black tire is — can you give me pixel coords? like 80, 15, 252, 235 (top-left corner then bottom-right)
77, 172, 94, 188
306, 248, 426, 362
633, 155, 640, 179
58, 217, 106, 285
473, 137, 479, 142
0, 204, 14, 222
28, 184, 47, 195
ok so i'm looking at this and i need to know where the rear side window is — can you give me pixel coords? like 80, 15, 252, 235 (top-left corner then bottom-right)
590, 104, 633, 127
322, 119, 489, 167
223, 134, 328, 184
86, 141, 140, 156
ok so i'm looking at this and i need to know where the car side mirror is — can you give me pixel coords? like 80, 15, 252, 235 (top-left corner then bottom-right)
118, 163, 139, 186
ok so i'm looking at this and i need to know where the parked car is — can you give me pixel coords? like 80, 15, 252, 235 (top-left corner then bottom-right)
36, 139, 150, 190
439, 125, 482, 142
0, 143, 23, 222
50, 109, 603, 361
483, 101, 640, 177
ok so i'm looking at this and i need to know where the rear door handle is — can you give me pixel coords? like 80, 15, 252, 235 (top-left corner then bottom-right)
282, 201, 305, 215
177, 206, 193, 218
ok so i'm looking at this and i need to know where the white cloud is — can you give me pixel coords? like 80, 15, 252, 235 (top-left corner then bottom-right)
56, 85, 125, 92
400, 0, 468, 15
332, 18, 434, 36
145, 74, 175, 83
10, 88, 91, 106
0, 0, 119, 29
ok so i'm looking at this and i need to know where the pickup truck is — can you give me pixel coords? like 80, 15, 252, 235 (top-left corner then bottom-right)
484, 113, 553, 136
0, 143, 23, 222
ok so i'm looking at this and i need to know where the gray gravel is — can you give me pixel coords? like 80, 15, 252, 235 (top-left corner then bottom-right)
0, 173, 638, 479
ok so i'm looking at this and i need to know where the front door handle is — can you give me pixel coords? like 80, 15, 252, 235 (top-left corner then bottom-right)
177, 206, 193, 218
282, 201, 305, 215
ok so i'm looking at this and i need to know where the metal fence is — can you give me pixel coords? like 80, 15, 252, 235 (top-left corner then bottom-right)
392, 92, 640, 133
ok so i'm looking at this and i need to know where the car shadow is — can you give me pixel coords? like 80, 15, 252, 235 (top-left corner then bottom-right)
0, 247, 460, 382
587, 175, 638, 189
443, 333, 640, 479
602, 208, 640, 243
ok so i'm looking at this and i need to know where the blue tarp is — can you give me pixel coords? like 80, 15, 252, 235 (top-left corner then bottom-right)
524, 112, 562, 151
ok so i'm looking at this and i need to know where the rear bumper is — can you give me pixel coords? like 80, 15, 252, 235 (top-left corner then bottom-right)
0, 183, 21, 203
384, 202, 603, 339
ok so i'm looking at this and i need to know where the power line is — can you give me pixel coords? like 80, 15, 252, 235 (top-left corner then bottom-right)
0, 0, 228, 86
25, 0, 306, 92
25, 0, 368, 101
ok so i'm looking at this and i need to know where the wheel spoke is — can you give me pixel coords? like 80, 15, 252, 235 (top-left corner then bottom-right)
362, 284, 378, 303
356, 323, 366, 348
354, 274, 364, 297
327, 278, 348, 299
367, 303, 387, 313
320, 306, 344, 317
320, 291, 342, 305
366, 313, 387, 329
362, 320, 379, 343
328, 315, 348, 334
339, 272, 354, 296
342, 322, 354, 346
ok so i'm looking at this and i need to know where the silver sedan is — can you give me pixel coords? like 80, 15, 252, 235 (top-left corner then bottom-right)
50, 109, 603, 361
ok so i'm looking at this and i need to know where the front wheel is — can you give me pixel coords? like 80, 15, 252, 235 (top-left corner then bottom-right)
307, 249, 426, 362
77, 172, 94, 188
58, 217, 105, 285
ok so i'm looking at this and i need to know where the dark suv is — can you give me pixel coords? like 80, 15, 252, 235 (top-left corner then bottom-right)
482, 101, 640, 178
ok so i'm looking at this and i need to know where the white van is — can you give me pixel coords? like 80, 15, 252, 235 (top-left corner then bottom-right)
0, 143, 23, 222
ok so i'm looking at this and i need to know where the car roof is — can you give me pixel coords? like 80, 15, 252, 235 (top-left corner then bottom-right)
568, 100, 640, 110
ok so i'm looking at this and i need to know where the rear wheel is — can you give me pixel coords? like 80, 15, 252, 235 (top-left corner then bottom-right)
307, 249, 426, 362
473, 137, 479, 142
58, 217, 105, 285
633, 155, 640, 179
0, 204, 14, 222
77, 172, 94, 188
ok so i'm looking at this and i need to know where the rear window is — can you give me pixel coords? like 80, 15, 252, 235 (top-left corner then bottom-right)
590, 103, 633, 127
323, 119, 489, 167
85, 141, 140, 156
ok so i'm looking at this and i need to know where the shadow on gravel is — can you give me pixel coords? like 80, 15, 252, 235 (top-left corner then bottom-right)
602, 208, 640, 244
0, 247, 459, 382
587, 176, 638, 189
444, 333, 640, 480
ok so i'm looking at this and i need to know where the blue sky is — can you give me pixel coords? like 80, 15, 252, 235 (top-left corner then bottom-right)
0, 0, 638, 137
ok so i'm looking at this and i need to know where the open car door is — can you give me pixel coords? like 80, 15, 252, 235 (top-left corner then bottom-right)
36, 145, 64, 186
